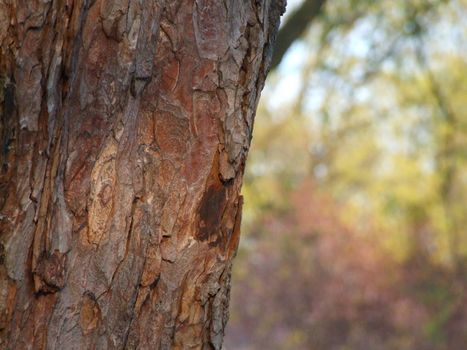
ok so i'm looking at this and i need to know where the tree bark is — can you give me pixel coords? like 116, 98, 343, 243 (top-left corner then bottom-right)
0, 1, 284, 348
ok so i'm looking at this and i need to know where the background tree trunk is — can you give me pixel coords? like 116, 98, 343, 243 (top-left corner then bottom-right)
0, 1, 284, 348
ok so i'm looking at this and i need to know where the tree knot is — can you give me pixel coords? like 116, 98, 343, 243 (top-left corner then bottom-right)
33, 250, 67, 294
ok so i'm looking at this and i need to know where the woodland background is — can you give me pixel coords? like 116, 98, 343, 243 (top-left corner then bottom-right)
224, 0, 467, 349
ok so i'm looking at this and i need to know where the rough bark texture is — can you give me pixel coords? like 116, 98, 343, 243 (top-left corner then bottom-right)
0, 1, 284, 349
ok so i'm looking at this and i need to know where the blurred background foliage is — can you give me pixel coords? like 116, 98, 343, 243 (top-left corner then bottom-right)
224, 0, 467, 349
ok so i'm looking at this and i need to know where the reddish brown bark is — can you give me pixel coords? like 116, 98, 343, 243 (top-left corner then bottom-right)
0, 1, 284, 348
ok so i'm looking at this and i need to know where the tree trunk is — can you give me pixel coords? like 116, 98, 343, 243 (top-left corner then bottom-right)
0, 1, 284, 348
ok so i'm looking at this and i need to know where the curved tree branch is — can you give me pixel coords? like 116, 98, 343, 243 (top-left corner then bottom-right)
271, 0, 327, 71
